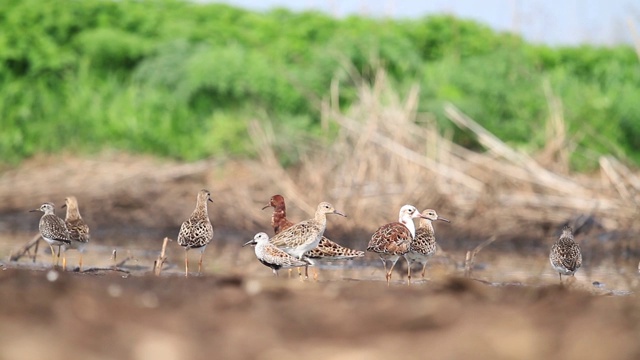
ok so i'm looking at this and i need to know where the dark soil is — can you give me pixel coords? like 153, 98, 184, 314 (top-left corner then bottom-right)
0, 266, 639, 360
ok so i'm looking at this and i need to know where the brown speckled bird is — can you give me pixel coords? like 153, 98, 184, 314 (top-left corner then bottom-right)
367, 205, 427, 285
268, 201, 346, 260
62, 196, 90, 270
405, 209, 450, 281
177, 189, 214, 277
243, 232, 311, 276
550, 225, 582, 283
262, 195, 363, 279
30, 202, 71, 268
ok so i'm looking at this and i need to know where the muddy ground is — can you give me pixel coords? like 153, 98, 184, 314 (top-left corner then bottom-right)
0, 265, 639, 360
1, 154, 640, 359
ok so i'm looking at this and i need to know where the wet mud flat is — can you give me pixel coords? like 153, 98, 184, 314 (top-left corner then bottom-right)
0, 264, 639, 360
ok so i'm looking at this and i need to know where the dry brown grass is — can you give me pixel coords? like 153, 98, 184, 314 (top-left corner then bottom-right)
247, 69, 640, 244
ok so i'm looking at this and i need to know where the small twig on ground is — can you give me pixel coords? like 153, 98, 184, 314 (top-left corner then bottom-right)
80, 267, 131, 274
114, 255, 133, 268
9, 234, 41, 262
153, 237, 170, 276
464, 236, 497, 278
109, 248, 133, 268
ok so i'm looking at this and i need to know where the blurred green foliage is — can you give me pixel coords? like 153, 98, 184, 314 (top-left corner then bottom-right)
0, 0, 638, 169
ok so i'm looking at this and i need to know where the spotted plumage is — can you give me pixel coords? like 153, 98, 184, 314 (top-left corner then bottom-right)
268, 201, 346, 260
177, 189, 214, 276
367, 204, 427, 285
550, 225, 582, 283
30, 202, 71, 267
263, 195, 363, 260
243, 232, 311, 276
263, 195, 362, 279
405, 209, 450, 280
305, 240, 365, 260
62, 196, 90, 269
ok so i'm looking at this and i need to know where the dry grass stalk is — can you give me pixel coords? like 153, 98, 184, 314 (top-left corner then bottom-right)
444, 103, 590, 196
248, 120, 315, 215
538, 78, 569, 172
243, 68, 639, 238
153, 237, 170, 276
9, 234, 41, 263
599, 156, 633, 201
464, 236, 497, 278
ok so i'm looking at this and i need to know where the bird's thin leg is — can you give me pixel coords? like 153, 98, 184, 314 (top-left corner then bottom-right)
32, 240, 40, 263
313, 267, 318, 281
405, 256, 412, 285
56, 246, 61, 267
198, 252, 204, 274
380, 257, 388, 275
78, 253, 83, 271
273, 269, 279, 277
304, 266, 309, 279
387, 258, 399, 285
184, 250, 189, 277
48, 244, 56, 266
421, 262, 428, 278
381, 258, 390, 285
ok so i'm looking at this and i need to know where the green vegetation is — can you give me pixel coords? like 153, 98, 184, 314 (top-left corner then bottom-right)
1, 0, 638, 169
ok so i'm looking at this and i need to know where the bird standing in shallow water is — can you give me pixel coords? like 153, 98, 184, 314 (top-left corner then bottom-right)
243, 232, 311, 276
367, 205, 427, 285
262, 195, 363, 279
550, 225, 582, 283
30, 202, 71, 268
405, 209, 450, 281
177, 189, 214, 277
62, 196, 90, 270
268, 201, 346, 261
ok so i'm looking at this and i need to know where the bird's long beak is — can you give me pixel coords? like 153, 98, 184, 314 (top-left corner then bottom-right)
242, 239, 257, 247
29, 209, 40, 213
333, 210, 347, 217
61, 204, 67, 209
261, 203, 271, 210
438, 216, 451, 223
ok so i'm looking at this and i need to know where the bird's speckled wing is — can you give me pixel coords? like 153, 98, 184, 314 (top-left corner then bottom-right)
66, 218, 90, 243
178, 218, 213, 248
305, 237, 364, 259
40, 214, 71, 243
261, 244, 310, 268
269, 219, 322, 248
410, 227, 436, 257
551, 242, 582, 272
367, 222, 412, 256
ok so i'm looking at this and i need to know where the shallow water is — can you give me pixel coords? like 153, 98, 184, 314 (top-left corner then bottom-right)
1, 232, 638, 295
466, 253, 638, 294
